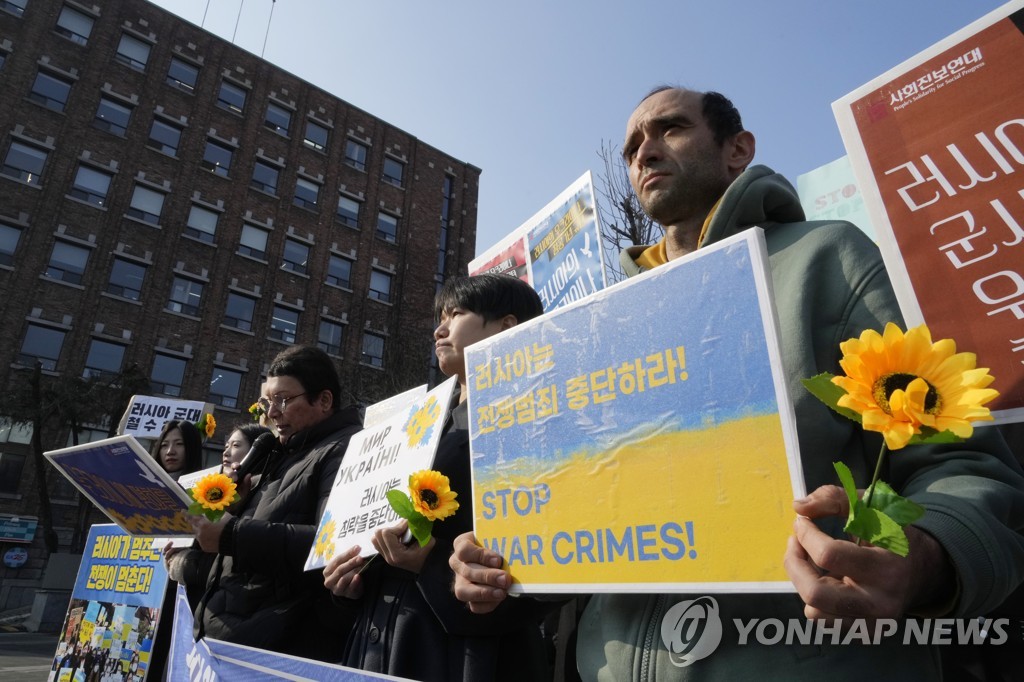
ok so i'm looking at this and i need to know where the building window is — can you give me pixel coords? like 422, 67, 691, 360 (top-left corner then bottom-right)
83, 339, 125, 380
202, 139, 233, 176
238, 225, 268, 260
217, 80, 246, 114
150, 353, 185, 397
55, 5, 93, 45
115, 33, 151, 70
18, 324, 65, 371
127, 185, 165, 225
382, 157, 404, 187
29, 70, 73, 112
376, 212, 398, 243
281, 239, 309, 275
45, 241, 89, 284
326, 255, 352, 289
303, 120, 328, 151
1, 140, 47, 185
107, 257, 146, 300
0, 452, 27, 495
293, 177, 319, 209
264, 102, 291, 136
1, 0, 27, 17
94, 97, 132, 136
336, 195, 360, 227
250, 160, 279, 194
269, 305, 299, 343
185, 205, 218, 243
167, 57, 199, 91
368, 270, 393, 303
209, 366, 242, 408
318, 319, 344, 356
361, 332, 385, 368
0, 221, 21, 266
168, 276, 203, 316
70, 165, 113, 206
148, 118, 183, 156
344, 139, 367, 171
224, 292, 256, 332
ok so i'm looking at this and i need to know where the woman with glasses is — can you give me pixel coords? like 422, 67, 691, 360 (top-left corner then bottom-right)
184, 345, 363, 662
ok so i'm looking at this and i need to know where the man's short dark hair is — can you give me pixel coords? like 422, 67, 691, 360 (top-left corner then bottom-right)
434, 274, 544, 325
267, 345, 342, 412
639, 86, 744, 146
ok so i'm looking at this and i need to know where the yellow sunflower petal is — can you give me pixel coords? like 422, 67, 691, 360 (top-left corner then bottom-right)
191, 473, 237, 512
829, 323, 997, 450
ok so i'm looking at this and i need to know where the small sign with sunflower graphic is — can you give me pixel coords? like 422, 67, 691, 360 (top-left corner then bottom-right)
304, 376, 458, 571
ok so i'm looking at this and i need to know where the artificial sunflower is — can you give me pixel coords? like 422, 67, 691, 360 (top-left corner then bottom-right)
803, 322, 999, 556
385, 469, 460, 546
831, 323, 997, 450
248, 402, 265, 422
409, 469, 460, 521
194, 413, 217, 440
189, 473, 238, 521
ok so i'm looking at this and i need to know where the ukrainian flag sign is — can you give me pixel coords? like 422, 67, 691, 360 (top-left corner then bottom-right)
466, 228, 804, 593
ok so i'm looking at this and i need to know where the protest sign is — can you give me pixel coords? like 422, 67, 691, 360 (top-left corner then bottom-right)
166, 586, 408, 681
304, 377, 458, 570
466, 228, 803, 593
834, 0, 1024, 421
45, 435, 194, 537
117, 395, 209, 440
363, 384, 428, 429
49, 524, 168, 682
470, 171, 607, 311
796, 156, 877, 242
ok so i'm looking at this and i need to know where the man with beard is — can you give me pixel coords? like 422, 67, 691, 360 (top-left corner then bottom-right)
447, 87, 1024, 680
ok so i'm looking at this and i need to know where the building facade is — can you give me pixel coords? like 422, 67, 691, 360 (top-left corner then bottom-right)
0, 0, 479, 607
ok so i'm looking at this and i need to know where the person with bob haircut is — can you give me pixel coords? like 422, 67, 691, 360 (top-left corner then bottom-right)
323, 273, 555, 681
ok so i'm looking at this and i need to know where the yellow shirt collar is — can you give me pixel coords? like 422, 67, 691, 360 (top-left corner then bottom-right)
633, 197, 724, 270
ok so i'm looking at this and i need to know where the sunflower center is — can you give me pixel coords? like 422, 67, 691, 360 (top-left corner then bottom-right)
420, 489, 439, 509
207, 488, 224, 502
872, 372, 940, 414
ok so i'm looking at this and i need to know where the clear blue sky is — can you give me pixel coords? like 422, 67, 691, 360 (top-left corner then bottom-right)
148, 0, 1008, 257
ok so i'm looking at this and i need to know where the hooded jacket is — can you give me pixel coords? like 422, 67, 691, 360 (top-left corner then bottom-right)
576, 165, 1024, 681
192, 406, 362, 660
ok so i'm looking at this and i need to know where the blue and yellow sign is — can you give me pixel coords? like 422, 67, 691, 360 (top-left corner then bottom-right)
466, 229, 804, 592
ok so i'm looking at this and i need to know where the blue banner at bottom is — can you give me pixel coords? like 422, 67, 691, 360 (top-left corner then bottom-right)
168, 586, 407, 681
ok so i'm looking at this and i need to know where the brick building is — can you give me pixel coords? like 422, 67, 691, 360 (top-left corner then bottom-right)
0, 0, 479, 609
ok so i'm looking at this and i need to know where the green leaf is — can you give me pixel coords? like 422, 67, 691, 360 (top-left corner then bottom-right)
833, 461, 858, 525
187, 501, 204, 516
844, 504, 911, 556
906, 428, 963, 446
802, 374, 863, 423
386, 489, 414, 520
864, 480, 925, 526
408, 511, 433, 547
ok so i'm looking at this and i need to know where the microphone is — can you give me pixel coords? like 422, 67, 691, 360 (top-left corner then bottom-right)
234, 432, 278, 480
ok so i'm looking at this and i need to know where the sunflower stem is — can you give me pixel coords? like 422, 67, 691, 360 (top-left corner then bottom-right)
863, 442, 888, 510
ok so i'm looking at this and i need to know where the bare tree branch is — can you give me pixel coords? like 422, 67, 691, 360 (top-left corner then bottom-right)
594, 140, 663, 283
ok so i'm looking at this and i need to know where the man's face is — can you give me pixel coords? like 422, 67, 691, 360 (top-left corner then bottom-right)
434, 308, 510, 384
262, 375, 330, 442
623, 89, 733, 227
